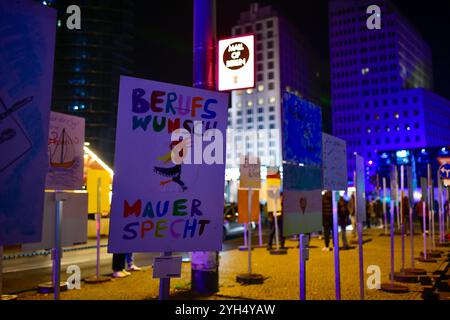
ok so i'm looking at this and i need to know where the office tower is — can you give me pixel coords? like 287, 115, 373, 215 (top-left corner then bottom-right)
329, 0, 450, 185
49, 0, 135, 165
226, 3, 322, 176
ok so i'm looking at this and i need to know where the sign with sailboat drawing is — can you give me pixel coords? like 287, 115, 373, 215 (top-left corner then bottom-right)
45, 112, 85, 190
108, 76, 229, 253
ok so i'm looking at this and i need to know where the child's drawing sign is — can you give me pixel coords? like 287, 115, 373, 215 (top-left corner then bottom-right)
0, 1, 56, 245
239, 155, 261, 189
45, 112, 85, 190
108, 76, 229, 253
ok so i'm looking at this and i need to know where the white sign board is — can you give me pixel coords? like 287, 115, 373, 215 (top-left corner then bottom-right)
267, 186, 281, 216
108, 76, 228, 253
239, 155, 261, 189
22, 191, 88, 251
322, 133, 348, 191
46, 112, 85, 190
217, 34, 255, 92
355, 155, 366, 223
153, 256, 182, 278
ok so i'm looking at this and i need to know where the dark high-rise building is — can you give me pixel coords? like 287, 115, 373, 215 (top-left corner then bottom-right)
49, 0, 135, 165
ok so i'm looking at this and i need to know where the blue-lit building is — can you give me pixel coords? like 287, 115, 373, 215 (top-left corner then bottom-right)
49, 0, 135, 165
329, 0, 450, 189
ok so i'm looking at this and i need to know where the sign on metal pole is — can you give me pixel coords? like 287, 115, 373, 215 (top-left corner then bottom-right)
217, 35, 255, 92
282, 93, 323, 236
355, 155, 366, 223
238, 189, 260, 223
45, 112, 85, 190
321, 134, 347, 300
322, 133, 348, 191
239, 155, 261, 189
0, 1, 56, 246
281, 92, 322, 300
108, 76, 228, 253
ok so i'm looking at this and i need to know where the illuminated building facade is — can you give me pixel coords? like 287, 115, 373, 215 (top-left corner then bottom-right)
329, 0, 450, 187
226, 3, 322, 174
376, 146, 450, 191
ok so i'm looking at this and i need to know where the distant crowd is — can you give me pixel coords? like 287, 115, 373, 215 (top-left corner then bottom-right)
319, 191, 450, 252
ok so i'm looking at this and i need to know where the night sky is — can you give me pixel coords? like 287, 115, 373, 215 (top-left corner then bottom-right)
134, 1, 450, 100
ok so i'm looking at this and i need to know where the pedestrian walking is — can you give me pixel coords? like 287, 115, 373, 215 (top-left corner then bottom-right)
348, 194, 356, 238
374, 197, 383, 228
401, 196, 410, 233
416, 197, 429, 234
112, 253, 141, 278
365, 198, 372, 229
338, 196, 350, 249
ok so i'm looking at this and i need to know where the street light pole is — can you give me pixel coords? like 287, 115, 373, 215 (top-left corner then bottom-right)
191, 0, 219, 294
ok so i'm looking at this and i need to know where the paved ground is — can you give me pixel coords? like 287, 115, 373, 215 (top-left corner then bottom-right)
10, 227, 450, 300
2, 230, 263, 294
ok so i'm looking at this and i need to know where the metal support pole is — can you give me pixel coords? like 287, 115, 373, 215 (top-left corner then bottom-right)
243, 223, 247, 247
409, 207, 415, 269
332, 191, 341, 300
447, 187, 449, 232
274, 193, 280, 250
400, 166, 405, 271
159, 251, 172, 300
383, 178, 387, 235
248, 188, 252, 275
354, 170, 364, 300
427, 164, 433, 250
191, 0, 219, 294
423, 201, 427, 259
437, 172, 443, 244
357, 222, 364, 300
53, 194, 64, 300
299, 234, 307, 300
390, 201, 395, 285
96, 178, 101, 279
0, 245, 3, 298
401, 220, 405, 271
258, 209, 263, 247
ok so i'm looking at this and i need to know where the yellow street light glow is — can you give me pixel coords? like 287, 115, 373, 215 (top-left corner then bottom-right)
84, 146, 114, 177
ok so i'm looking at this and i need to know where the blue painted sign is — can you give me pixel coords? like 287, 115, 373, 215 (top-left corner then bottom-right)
282, 93, 322, 167
281, 93, 323, 235
0, 1, 56, 245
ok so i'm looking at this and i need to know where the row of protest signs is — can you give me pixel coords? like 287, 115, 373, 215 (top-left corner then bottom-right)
0, 2, 353, 259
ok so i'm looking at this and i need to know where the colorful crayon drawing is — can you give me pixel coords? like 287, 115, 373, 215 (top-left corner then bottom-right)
108, 76, 228, 253
282, 92, 322, 167
45, 112, 85, 190
281, 93, 323, 236
154, 139, 190, 192
0, 96, 34, 173
0, 1, 56, 245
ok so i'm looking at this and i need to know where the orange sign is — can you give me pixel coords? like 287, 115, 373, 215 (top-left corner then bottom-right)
238, 189, 260, 223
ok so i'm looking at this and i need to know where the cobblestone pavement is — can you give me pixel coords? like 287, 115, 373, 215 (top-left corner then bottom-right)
15, 228, 450, 300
